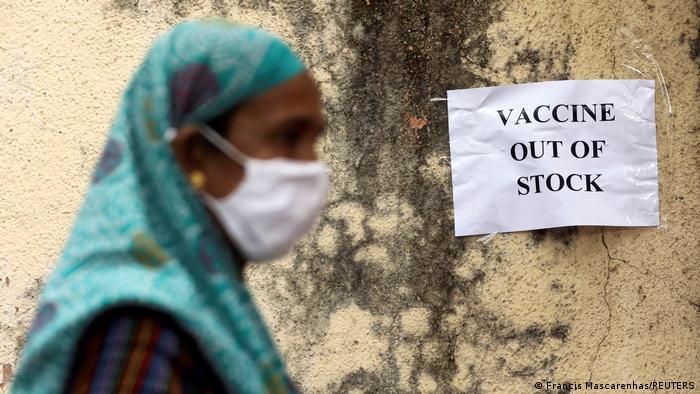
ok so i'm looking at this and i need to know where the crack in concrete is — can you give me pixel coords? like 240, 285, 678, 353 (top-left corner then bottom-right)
621, 256, 699, 313
599, 229, 698, 312
587, 228, 614, 382
589, 227, 700, 380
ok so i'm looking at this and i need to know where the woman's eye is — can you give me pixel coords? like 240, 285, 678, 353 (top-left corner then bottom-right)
281, 129, 301, 145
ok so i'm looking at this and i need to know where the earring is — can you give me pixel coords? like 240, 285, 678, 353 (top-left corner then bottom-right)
190, 170, 206, 190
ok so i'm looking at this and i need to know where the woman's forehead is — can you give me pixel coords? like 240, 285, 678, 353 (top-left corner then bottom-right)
237, 73, 322, 118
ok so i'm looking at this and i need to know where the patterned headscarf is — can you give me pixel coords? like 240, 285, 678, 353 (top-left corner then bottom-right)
12, 18, 305, 393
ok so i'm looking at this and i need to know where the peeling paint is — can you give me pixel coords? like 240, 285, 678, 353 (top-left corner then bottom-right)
0, 364, 12, 391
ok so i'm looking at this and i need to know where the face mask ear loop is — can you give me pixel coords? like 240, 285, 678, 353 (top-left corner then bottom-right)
164, 127, 178, 143
197, 123, 249, 165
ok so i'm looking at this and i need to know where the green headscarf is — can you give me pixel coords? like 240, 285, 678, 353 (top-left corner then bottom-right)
12, 18, 305, 393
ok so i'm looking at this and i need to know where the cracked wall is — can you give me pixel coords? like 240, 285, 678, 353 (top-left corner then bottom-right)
1, 0, 698, 393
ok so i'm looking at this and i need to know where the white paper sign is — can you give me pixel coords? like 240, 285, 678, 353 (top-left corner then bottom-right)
447, 79, 659, 236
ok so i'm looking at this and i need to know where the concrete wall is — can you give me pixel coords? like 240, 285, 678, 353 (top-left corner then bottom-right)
1, 0, 698, 392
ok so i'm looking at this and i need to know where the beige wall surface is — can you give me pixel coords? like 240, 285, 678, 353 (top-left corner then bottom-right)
1, 0, 698, 392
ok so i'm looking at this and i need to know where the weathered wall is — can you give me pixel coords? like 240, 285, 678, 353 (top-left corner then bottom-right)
1, 0, 698, 392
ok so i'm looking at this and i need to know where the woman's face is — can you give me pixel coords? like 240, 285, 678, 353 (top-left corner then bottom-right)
170, 71, 325, 260
170, 71, 326, 198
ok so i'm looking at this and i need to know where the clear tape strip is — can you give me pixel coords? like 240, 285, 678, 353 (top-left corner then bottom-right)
477, 232, 497, 244
619, 28, 672, 230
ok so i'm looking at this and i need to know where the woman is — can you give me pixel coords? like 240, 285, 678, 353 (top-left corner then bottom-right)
12, 18, 329, 393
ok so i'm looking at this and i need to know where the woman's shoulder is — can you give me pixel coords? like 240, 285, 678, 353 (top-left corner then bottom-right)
70, 304, 194, 340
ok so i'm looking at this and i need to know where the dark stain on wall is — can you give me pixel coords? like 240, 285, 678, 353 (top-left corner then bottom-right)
110, 0, 139, 12
335, 369, 389, 394
297, 3, 500, 391
22, 277, 45, 301
532, 227, 578, 246
14, 277, 46, 354
502, 40, 574, 83
689, 2, 700, 78
172, 0, 197, 17
275, 1, 577, 392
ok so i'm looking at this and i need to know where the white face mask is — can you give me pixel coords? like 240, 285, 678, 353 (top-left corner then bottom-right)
166, 124, 330, 262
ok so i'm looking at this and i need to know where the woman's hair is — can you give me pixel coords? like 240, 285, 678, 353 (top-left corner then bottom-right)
204, 107, 235, 136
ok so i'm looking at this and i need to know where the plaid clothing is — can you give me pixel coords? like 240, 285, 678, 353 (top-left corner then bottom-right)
64, 307, 226, 394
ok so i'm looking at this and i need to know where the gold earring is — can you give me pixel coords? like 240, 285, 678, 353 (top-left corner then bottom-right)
190, 170, 206, 190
